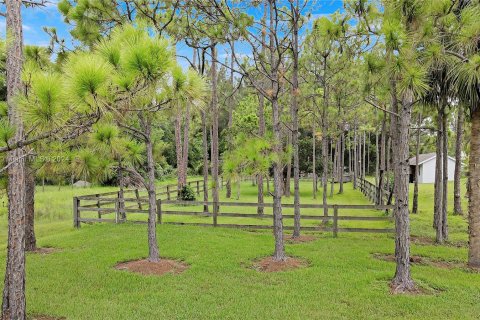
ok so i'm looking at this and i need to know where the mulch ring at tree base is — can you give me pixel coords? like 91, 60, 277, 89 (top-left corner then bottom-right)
251, 256, 309, 272
115, 259, 189, 276
30, 315, 65, 320
372, 253, 465, 270
28, 247, 59, 255
284, 235, 317, 244
411, 235, 467, 248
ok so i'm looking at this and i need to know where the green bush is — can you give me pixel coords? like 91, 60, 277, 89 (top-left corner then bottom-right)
178, 185, 196, 201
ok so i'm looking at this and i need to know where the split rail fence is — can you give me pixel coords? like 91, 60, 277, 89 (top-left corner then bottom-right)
73, 179, 395, 236
358, 177, 394, 205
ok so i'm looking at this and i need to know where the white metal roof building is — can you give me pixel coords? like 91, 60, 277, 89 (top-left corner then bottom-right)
408, 153, 457, 184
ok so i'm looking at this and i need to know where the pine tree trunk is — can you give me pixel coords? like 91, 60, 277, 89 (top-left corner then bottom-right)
339, 132, 344, 194
2, 0, 27, 317
468, 106, 480, 268
378, 114, 387, 205
353, 125, 358, 189
226, 41, 235, 199
390, 86, 414, 293
312, 121, 317, 199
201, 110, 209, 213
181, 105, 190, 187
144, 118, 160, 262
257, 92, 265, 216
441, 110, 449, 240
269, 0, 285, 261
330, 140, 335, 197
25, 166, 37, 252
434, 110, 444, 243
454, 103, 464, 215
291, 6, 300, 237
174, 112, 184, 193
284, 133, 292, 197
210, 43, 220, 214
322, 136, 328, 217
412, 115, 421, 214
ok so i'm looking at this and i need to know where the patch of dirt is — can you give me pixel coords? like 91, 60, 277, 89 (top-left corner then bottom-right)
372, 253, 465, 270
28, 247, 59, 255
251, 256, 308, 272
284, 235, 317, 243
31, 316, 65, 320
389, 282, 440, 295
411, 235, 467, 248
115, 259, 188, 276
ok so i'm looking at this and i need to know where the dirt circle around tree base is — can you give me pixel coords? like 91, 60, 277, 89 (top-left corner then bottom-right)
31, 315, 66, 320
284, 235, 317, 244
251, 256, 309, 272
115, 258, 189, 276
28, 247, 59, 255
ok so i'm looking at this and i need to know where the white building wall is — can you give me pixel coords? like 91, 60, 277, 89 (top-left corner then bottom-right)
419, 156, 457, 183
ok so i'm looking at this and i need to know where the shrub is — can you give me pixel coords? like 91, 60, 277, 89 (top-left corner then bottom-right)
178, 185, 196, 201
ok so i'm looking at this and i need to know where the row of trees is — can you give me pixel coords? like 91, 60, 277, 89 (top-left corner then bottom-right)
1, 0, 479, 318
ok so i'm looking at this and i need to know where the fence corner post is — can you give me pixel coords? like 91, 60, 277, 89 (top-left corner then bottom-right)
333, 205, 338, 238
73, 197, 80, 228
166, 185, 171, 200
156, 199, 162, 224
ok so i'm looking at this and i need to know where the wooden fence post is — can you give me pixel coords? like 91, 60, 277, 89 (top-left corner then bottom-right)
73, 197, 80, 228
196, 180, 200, 195
115, 197, 119, 224
333, 205, 338, 238
135, 189, 142, 210
96, 193, 101, 218
156, 199, 162, 224
166, 185, 171, 200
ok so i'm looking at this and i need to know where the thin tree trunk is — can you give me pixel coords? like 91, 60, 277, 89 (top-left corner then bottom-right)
211, 43, 220, 215
442, 109, 449, 241
412, 112, 422, 214
312, 120, 317, 199
353, 124, 358, 189
2, 0, 27, 317
225, 41, 235, 199
257, 92, 265, 215
468, 106, 480, 268
201, 110, 209, 213
181, 104, 190, 187
339, 132, 344, 194
434, 109, 444, 243
291, 2, 301, 238
378, 114, 386, 205
284, 133, 292, 197
25, 165, 37, 252
174, 112, 184, 192
454, 103, 464, 215
269, 0, 286, 261
330, 139, 335, 197
144, 118, 160, 262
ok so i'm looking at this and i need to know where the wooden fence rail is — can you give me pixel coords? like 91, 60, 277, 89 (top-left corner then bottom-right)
74, 194, 395, 236
358, 177, 394, 205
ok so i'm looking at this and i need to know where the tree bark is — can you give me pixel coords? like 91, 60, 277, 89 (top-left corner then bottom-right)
225, 41, 235, 199
468, 106, 480, 268
257, 92, 265, 216
390, 84, 415, 293
291, 2, 300, 238
269, 0, 286, 261
353, 123, 358, 189
201, 110, 209, 213
143, 117, 160, 262
181, 104, 190, 187
453, 103, 464, 215
412, 112, 422, 214
25, 165, 36, 252
377, 113, 387, 205
2, 0, 27, 317
174, 111, 184, 192
312, 120, 317, 199
210, 43, 220, 216
434, 109, 444, 243
339, 132, 344, 194
284, 133, 292, 197
441, 109, 449, 240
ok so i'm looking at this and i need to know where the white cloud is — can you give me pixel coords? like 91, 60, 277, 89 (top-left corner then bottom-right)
23, 24, 32, 31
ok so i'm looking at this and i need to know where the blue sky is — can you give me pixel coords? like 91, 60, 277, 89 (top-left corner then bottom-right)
2, 0, 344, 64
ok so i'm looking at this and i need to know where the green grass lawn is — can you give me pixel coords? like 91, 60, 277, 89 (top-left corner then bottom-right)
0, 179, 478, 319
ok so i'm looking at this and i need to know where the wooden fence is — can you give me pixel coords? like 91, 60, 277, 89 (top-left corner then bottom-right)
74, 191, 395, 236
358, 177, 393, 205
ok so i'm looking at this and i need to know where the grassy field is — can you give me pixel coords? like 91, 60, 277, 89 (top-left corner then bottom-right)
0, 178, 478, 319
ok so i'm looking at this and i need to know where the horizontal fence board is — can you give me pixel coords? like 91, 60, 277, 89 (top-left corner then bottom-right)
78, 207, 115, 213
79, 218, 117, 223
162, 210, 211, 217
337, 227, 394, 233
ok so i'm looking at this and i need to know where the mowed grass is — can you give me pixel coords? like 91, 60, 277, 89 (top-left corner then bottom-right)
0, 179, 478, 319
